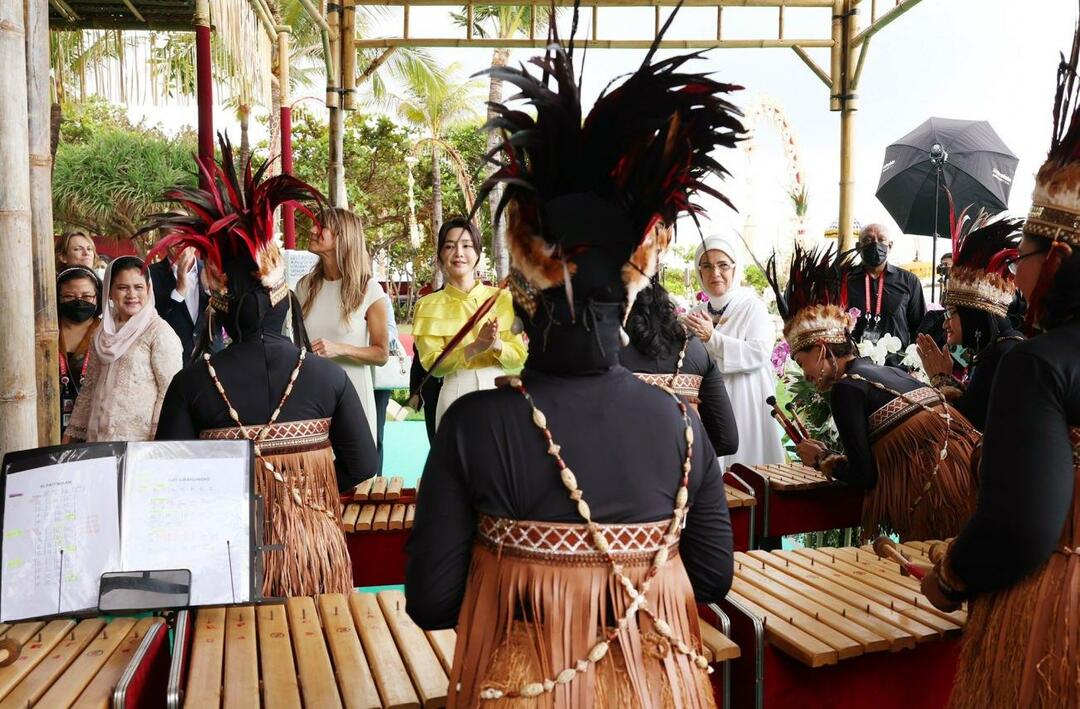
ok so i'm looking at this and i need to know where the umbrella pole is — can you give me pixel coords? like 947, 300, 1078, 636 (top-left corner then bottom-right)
931, 163, 940, 302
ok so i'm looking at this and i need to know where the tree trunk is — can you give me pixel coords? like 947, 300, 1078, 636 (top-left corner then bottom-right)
50, 102, 61, 168
25, 0, 58, 446
238, 103, 251, 169
1, 0, 40, 452
328, 106, 347, 208
431, 142, 443, 289
486, 47, 510, 280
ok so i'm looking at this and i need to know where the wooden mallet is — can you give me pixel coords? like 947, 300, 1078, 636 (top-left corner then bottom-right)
0, 637, 20, 667
766, 396, 804, 444
873, 536, 932, 580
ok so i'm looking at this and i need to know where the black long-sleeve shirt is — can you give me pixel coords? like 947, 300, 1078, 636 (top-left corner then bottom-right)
155, 331, 379, 492
952, 333, 1023, 431
847, 264, 927, 350
949, 319, 1080, 594
619, 337, 739, 457
828, 358, 927, 489
405, 366, 734, 630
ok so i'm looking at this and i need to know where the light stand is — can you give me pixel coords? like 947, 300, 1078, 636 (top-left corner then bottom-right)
929, 143, 947, 303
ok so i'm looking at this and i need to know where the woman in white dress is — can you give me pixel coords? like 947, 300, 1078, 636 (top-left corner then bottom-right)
684, 234, 786, 470
298, 208, 389, 445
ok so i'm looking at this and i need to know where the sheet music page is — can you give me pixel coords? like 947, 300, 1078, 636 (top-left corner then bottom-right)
1, 457, 120, 621
120, 451, 251, 606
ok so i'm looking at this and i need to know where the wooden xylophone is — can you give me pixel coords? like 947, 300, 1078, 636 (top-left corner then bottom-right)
0, 616, 168, 708
724, 482, 756, 552
720, 542, 964, 709
170, 589, 456, 709
728, 463, 862, 542
341, 476, 416, 587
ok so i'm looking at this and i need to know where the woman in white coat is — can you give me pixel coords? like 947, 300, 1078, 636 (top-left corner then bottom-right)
684, 235, 786, 470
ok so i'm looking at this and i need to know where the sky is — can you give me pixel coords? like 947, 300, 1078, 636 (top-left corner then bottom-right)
129, 0, 1078, 265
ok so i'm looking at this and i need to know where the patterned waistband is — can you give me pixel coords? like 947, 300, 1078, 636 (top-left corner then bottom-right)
868, 387, 943, 438
633, 373, 703, 402
199, 417, 331, 455
476, 514, 678, 565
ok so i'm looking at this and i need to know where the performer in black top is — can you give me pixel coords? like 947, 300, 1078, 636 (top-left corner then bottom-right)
769, 246, 980, 541
149, 136, 378, 598
916, 213, 1025, 431
921, 26, 1080, 706
406, 23, 740, 707
621, 280, 739, 457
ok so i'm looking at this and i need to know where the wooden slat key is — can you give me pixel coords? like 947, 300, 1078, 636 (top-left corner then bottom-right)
38, 617, 136, 708
699, 620, 740, 664
71, 618, 161, 709
350, 592, 420, 709
356, 505, 376, 532
342, 504, 362, 533
286, 596, 343, 709
317, 593, 381, 709
404, 505, 415, 530
389, 504, 406, 531
370, 477, 388, 501
378, 590, 448, 708
0, 619, 74, 702
373, 505, 391, 531
0, 618, 104, 708
424, 630, 456, 676
385, 477, 404, 500
256, 605, 301, 709
184, 608, 226, 709
224, 606, 259, 709
353, 478, 374, 501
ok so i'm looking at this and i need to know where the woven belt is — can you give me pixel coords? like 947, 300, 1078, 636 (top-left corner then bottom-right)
633, 372, 703, 403
476, 514, 679, 565
868, 387, 943, 438
200, 417, 331, 455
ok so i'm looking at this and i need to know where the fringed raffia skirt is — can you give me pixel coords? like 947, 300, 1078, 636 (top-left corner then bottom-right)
863, 400, 981, 541
949, 428, 1080, 708
449, 515, 716, 709
201, 418, 352, 597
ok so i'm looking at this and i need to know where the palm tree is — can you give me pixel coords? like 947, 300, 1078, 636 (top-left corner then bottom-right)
454, 6, 554, 279
392, 63, 481, 283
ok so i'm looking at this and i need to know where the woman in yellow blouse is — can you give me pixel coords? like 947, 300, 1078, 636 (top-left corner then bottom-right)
413, 217, 526, 429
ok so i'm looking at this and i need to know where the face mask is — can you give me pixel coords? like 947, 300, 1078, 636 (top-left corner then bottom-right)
861, 242, 888, 267
59, 299, 97, 323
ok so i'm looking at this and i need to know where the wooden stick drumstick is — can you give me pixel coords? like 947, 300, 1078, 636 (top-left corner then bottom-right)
872, 536, 932, 580
766, 396, 804, 443
928, 542, 947, 565
784, 402, 811, 439
0, 637, 21, 667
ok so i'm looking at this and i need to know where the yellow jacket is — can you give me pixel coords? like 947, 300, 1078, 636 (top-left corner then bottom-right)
412, 284, 527, 378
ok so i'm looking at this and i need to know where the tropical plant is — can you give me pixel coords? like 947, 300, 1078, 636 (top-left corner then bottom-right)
451, 5, 555, 279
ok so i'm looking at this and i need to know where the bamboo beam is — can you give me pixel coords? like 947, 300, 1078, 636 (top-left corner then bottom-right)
341, 0, 356, 110
0, 0, 40, 452
355, 37, 833, 48
829, 0, 841, 110
356, 0, 833, 5
25, 0, 58, 446
247, 0, 278, 39
294, 0, 334, 98
118, 0, 145, 22
48, 0, 78, 21
851, 0, 921, 46
851, 32, 869, 89
326, 0, 340, 107
836, 0, 858, 252
716, 5, 722, 40
792, 45, 830, 87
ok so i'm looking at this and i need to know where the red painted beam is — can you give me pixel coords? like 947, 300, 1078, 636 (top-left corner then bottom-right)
281, 105, 296, 249
195, 22, 214, 178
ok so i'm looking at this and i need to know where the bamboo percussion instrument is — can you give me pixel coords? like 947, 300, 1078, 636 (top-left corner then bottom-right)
175, 590, 455, 709
721, 543, 966, 708
341, 476, 416, 587
872, 536, 933, 580
784, 401, 812, 440
766, 396, 804, 444
0, 616, 168, 708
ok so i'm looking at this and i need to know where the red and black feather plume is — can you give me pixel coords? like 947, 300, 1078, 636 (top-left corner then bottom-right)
766, 244, 855, 321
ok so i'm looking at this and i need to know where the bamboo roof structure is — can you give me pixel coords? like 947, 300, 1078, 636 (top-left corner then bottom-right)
49, 0, 199, 31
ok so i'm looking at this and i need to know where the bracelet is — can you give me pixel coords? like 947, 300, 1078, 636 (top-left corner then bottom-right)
935, 572, 965, 603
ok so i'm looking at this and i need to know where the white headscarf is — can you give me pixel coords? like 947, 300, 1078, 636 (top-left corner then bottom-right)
84, 257, 162, 439
694, 234, 743, 309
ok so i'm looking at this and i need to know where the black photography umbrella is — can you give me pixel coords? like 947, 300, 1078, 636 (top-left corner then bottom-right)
876, 117, 1018, 299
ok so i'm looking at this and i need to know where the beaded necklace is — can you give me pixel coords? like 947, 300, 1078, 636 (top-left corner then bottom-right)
478, 377, 711, 702
204, 349, 333, 520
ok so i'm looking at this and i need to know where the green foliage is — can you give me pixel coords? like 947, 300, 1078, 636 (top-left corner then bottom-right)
53, 121, 197, 250
661, 268, 691, 298
743, 264, 769, 295
57, 98, 133, 145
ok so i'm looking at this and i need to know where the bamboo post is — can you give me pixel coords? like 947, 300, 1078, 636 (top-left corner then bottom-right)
278, 26, 296, 249
326, 0, 340, 107
716, 6, 722, 40
0, 0, 40, 453
25, 0, 58, 445
342, 0, 356, 111
836, 0, 859, 252
829, 0, 842, 111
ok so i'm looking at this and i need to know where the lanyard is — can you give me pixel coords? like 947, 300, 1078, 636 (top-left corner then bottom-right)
59, 349, 90, 383
864, 272, 885, 324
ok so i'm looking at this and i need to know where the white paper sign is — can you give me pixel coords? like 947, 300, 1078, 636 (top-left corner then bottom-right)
1, 457, 120, 621
120, 455, 251, 606
285, 249, 319, 291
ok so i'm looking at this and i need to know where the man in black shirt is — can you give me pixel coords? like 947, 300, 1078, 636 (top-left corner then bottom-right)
846, 223, 927, 351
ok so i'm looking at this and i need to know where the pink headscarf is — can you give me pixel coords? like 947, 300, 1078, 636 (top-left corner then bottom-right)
84, 257, 162, 439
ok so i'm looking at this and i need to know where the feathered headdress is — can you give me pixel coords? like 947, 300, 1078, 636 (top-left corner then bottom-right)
140, 134, 325, 312
476, 10, 744, 321
766, 244, 855, 354
1021, 8, 1080, 330
943, 206, 1021, 318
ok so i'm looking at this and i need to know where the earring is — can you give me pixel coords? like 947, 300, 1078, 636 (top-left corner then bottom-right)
619, 326, 630, 348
